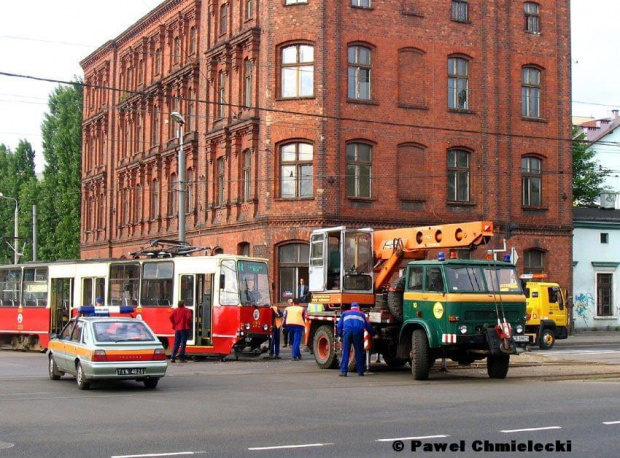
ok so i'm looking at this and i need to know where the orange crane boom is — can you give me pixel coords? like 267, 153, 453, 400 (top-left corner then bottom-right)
373, 221, 494, 291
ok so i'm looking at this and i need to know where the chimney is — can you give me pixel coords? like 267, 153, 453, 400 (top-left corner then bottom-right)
613, 109, 619, 120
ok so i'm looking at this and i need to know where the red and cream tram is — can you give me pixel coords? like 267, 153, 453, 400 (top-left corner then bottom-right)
0, 254, 273, 358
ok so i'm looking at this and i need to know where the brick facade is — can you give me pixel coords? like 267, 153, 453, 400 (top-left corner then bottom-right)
80, 0, 572, 301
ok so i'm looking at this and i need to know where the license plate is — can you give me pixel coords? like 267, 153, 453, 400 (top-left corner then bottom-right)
512, 335, 529, 342
116, 368, 146, 375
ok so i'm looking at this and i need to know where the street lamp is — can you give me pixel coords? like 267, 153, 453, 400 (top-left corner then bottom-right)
0, 192, 18, 264
170, 111, 186, 242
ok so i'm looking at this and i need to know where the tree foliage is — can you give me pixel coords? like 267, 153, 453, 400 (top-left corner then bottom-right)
572, 127, 610, 206
37, 81, 83, 260
0, 141, 37, 263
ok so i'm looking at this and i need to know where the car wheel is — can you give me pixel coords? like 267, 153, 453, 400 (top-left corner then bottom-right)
76, 362, 91, 390
143, 378, 159, 389
48, 354, 62, 380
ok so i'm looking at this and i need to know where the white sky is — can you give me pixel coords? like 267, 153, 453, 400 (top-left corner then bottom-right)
0, 0, 618, 173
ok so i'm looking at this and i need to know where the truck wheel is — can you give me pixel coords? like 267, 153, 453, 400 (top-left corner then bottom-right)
410, 329, 430, 380
487, 354, 510, 379
387, 277, 405, 322
539, 329, 555, 350
313, 325, 339, 369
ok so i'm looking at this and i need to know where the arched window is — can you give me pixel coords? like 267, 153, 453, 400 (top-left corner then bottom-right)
281, 44, 314, 98
346, 142, 372, 198
447, 149, 470, 202
348, 45, 372, 100
522, 156, 542, 206
278, 243, 310, 303
173, 36, 181, 65
220, 3, 228, 35
189, 26, 197, 54
448, 57, 469, 110
522, 66, 541, 118
244, 59, 253, 107
280, 143, 313, 198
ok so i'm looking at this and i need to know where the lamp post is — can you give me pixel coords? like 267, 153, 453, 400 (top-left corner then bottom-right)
0, 193, 18, 264
170, 112, 186, 243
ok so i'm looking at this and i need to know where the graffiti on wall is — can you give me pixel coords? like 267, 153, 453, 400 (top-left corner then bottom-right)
574, 292, 594, 326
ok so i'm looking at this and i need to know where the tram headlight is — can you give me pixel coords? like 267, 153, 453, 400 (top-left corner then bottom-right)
459, 325, 468, 335
263, 324, 269, 331
516, 325, 523, 334
244, 323, 251, 330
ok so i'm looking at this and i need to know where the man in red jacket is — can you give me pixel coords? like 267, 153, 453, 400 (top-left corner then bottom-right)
170, 301, 192, 363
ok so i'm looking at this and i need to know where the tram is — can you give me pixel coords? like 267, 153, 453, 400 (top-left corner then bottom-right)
0, 246, 273, 359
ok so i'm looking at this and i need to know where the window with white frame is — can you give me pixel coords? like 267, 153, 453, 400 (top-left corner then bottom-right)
244, 59, 253, 107
217, 157, 225, 206
522, 156, 542, 207
352, 0, 371, 8
596, 272, 613, 317
246, 0, 254, 19
281, 44, 314, 98
280, 143, 313, 199
218, 71, 226, 118
448, 57, 469, 110
346, 143, 372, 198
524, 2, 540, 33
285, 0, 307, 4
451, 0, 469, 22
243, 149, 252, 202
522, 66, 541, 117
220, 3, 228, 35
447, 149, 470, 202
348, 45, 372, 100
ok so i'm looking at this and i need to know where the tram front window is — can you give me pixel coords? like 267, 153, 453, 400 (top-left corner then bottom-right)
238, 260, 270, 307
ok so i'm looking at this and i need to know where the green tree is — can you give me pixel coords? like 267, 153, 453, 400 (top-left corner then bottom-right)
572, 128, 610, 206
0, 140, 37, 263
38, 81, 83, 260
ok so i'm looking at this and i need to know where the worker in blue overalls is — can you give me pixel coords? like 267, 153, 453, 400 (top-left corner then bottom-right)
336, 302, 375, 377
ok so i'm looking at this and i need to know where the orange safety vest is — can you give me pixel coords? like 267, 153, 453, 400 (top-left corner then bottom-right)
285, 305, 305, 326
272, 305, 283, 329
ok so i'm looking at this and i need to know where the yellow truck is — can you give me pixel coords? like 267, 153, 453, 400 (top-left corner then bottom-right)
523, 280, 569, 349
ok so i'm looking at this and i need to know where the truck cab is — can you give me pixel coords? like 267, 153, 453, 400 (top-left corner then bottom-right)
524, 281, 569, 349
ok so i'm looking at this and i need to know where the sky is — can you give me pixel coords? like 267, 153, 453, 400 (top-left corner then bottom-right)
0, 0, 618, 173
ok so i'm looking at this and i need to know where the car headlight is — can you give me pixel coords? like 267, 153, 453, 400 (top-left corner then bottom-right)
516, 325, 523, 334
244, 323, 251, 330
459, 325, 468, 335
263, 324, 269, 331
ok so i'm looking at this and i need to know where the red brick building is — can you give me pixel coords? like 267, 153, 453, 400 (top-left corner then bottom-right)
80, 0, 572, 302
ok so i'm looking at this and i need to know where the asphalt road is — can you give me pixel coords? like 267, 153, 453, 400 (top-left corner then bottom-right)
1, 337, 620, 457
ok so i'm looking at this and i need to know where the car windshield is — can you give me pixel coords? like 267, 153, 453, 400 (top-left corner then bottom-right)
93, 321, 157, 343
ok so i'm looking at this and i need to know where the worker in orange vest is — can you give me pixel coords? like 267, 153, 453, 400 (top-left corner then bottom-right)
270, 304, 283, 359
283, 298, 306, 361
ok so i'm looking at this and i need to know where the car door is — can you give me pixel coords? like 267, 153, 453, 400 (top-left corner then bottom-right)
64, 321, 85, 375
53, 320, 75, 372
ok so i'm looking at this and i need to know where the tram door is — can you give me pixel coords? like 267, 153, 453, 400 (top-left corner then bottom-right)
179, 274, 213, 346
50, 278, 73, 334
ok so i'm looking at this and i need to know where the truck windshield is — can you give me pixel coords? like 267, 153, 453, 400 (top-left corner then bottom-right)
483, 267, 523, 293
238, 260, 271, 307
445, 267, 486, 292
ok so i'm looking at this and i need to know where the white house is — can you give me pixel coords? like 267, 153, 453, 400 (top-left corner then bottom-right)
573, 207, 620, 329
587, 115, 620, 204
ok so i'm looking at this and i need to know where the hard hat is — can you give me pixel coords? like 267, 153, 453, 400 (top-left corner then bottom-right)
351, 302, 360, 309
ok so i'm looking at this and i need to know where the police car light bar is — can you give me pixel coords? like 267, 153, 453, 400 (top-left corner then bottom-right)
79, 305, 135, 316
